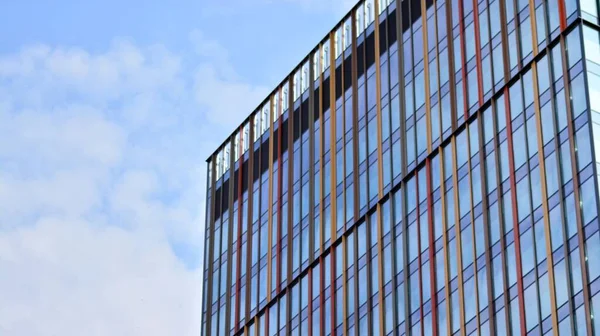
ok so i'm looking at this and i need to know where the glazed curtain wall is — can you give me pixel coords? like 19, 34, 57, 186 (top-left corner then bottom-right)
201, 0, 600, 334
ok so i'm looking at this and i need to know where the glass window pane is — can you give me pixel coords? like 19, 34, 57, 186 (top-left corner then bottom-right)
593, 293, 600, 333
513, 126, 527, 169
478, 267, 488, 309
580, 178, 598, 225
521, 229, 535, 275
586, 232, 600, 282
517, 174, 531, 222
493, 45, 504, 85
539, 273, 552, 320
520, 17, 533, 58
576, 126, 593, 169
534, 220, 546, 264
462, 224, 474, 268
567, 26, 582, 68
523, 282, 538, 331
555, 260, 569, 307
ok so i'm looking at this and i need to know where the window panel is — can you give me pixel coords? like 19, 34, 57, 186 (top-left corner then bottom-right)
508, 31, 518, 70
409, 223, 419, 262
586, 232, 600, 282
438, 301, 448, 335
593, 293, 600, 333
371, 254, 379, 296
480, 7, 490, 46
490, 0, 501, 37
540, 102, 554, 144
466, 23, 476, 61
526, 117, 538, 158
536, 5, 546, 44
566, 26, 583, 68
554, 259, 569, 307
422, 261, 431, 303
395, 230, 405, 274
432, 102, 441, 143
468, 69, 479, 108
570, 73, 587, 120
517, 174, 531, 222
520, 17, 533, 59
368, 117, 378, 155
502, 192, 514, 234
580, 177, 598, 225
486, 152, 497, 194
417, 116, 427, 155
407, 126, 416, 165
478, 267, 488, 310
451, 290, 460, 333
530, 167, 542, 210
369, 161, 379, 201
442, 93, 452, 133
483, 54, 493, 94
382, 103, 391, 141
576, 126, 593, 169
506, 243, 517, 287
413, 67, 424, 108
534, 220, 546, 264
513, 126, 527, 169
347, 232, 355, 269
545, 152, 559, 196
570, 247, 583, 294
397, 282, 405, 325
391, 95, 401, 132
462, 224, 474, 269
510, 298, 521, 336
430, 58, 438, 94
539, 272, 551, 320
436, 249, 446, 291
449, 237, 458, 280
521, 229, 535, 275
385, 295, 394, 334
493, 254, 504, 299
500, 142, 510, 183
464, 276, 476, 321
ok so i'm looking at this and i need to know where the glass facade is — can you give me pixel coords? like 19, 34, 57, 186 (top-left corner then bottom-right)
202, 0, 600, 334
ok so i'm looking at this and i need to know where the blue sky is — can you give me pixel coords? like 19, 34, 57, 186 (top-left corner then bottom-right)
0, 0, 354, 335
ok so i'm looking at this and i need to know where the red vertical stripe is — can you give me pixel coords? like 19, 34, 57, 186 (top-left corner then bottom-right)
320, 256, 325, 336
330, 250, 336, 335
265, 305, 269, 336
558, 0, 567, 31
308, 267, 313, 336
503, 90, 527, 336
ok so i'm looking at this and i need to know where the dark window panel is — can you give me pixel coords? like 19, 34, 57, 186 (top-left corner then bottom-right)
357, 41, 365, 78
366, 32, 375, 70
323, 77, 331, 110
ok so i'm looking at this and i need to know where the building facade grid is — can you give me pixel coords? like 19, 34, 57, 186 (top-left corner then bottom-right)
201, 0, 600, 334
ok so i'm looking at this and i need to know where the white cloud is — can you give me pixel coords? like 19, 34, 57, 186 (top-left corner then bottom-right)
206, 0, 357, 15
0, 217, 202, 336
279, 0, 357, 14
0, 30, 266, 335
0, 105, 126, 168
190, 29, 270, 129
232, 0, 356, 17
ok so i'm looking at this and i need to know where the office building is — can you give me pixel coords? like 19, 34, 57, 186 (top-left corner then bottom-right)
201, 0, 600, 334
